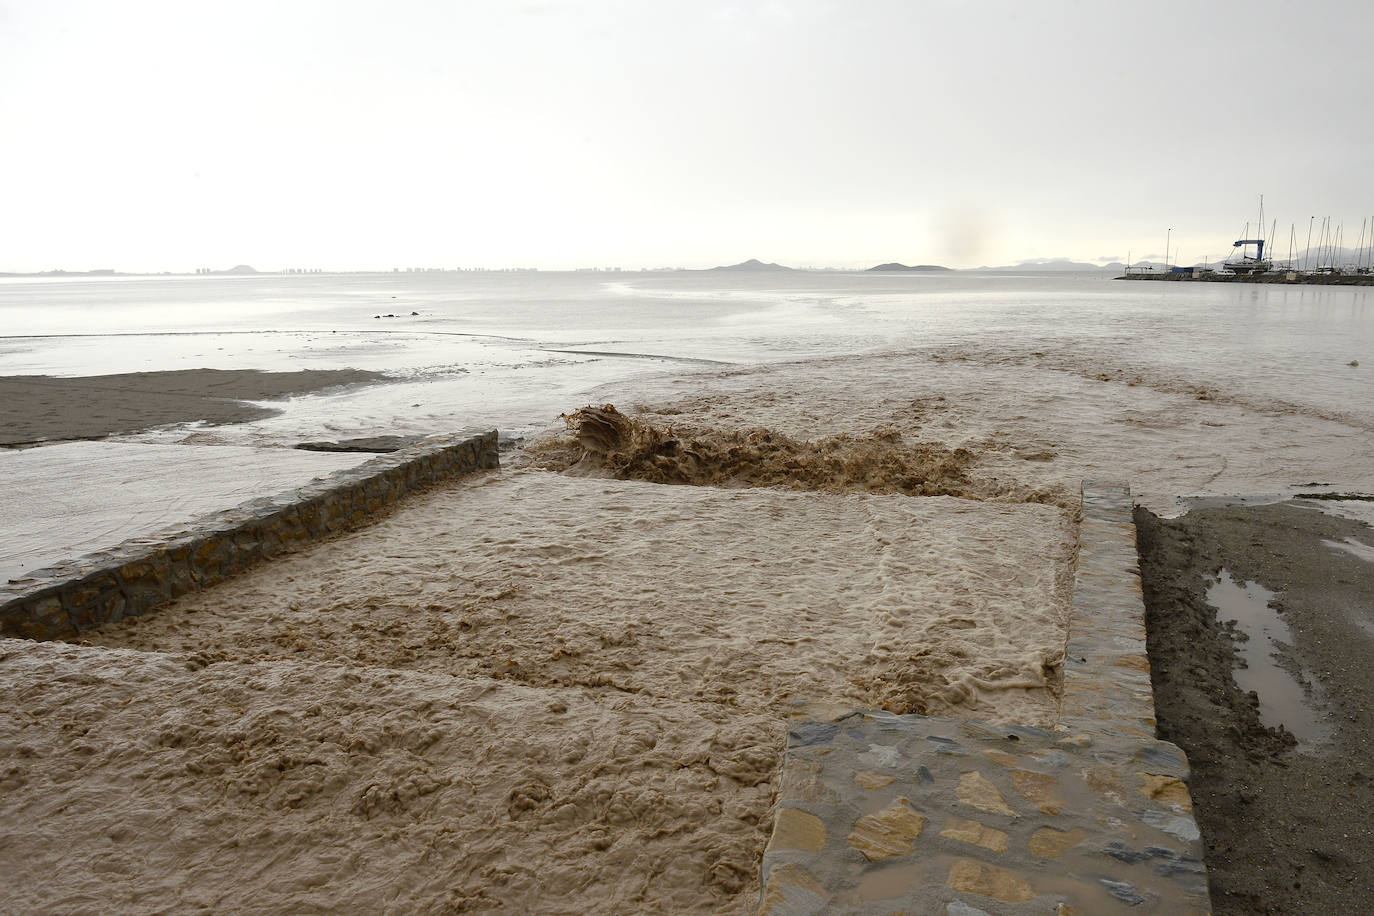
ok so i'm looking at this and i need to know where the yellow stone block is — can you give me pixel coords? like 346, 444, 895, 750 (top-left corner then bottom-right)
847, 797, 926, 861
1081, 765, 1124, 804
956, 771, 1017, 817
940, 817, 1009, 853
770, 807, 827, 853
1029, 826, 1087, 859
1009, 770, 1065, 815
854, 770, 896, 791
785, 760, 837, 803
945, 858, 1034, 903
981, 749, 1021, 768
1139, 773, 1193, 813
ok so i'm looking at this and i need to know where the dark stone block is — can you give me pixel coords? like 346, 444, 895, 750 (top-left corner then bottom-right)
788, 722, 838, 747
1100, 879, 1146, 905
1104, 842, 1152, 864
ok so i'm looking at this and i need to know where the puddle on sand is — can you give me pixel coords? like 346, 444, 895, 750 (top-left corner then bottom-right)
1206, 570, 1332, 749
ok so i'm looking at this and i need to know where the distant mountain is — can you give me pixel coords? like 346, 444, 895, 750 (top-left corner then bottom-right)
708, 259, 793, 272
222, 264, 260, 274
866, 262, 951, 272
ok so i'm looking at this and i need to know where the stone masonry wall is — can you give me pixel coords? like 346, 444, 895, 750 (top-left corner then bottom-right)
0, 430, 498, 641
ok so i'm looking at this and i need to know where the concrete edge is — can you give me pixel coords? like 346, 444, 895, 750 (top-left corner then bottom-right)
0, 429, 498, 640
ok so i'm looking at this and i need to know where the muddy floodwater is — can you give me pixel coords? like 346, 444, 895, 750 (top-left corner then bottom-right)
3, 272, 1373, 911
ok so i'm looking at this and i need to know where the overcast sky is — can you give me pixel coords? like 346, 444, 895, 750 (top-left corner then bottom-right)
2, 0, 1371, 271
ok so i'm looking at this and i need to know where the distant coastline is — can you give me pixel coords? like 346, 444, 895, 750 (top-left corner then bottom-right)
3, 259, 1134, 278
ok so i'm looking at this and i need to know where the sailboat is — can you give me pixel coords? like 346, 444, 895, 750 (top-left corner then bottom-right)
1223, 197, 1274, 275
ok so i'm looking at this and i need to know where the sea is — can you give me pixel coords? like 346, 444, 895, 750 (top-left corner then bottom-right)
2, 270, 1372, 578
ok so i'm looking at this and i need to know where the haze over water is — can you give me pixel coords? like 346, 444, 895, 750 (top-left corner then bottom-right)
3, 271, 1370, 445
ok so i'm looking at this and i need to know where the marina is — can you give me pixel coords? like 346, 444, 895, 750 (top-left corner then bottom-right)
1122, 198, 1374, 284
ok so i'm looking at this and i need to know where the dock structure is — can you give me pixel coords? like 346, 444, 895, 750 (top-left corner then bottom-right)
1119, 269, 1374, 286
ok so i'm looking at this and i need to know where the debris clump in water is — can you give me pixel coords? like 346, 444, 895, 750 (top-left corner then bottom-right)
537, 404, 1050, 503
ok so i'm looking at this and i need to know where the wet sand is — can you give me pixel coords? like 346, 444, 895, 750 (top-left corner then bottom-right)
0, 368, 384, 446
1136, 501, 1374, 914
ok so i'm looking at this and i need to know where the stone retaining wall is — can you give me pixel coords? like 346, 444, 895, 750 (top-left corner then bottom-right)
0, 430, 498, 641
756, 482, 1213, 914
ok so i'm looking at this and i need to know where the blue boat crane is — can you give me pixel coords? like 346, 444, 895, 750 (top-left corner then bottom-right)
1234, 238, 1265, 259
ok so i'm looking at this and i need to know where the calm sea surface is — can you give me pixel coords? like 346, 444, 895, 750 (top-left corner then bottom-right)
3, 270, 1371, 442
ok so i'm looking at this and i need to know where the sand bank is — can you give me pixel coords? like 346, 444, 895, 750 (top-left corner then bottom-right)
0, 368, 384, 446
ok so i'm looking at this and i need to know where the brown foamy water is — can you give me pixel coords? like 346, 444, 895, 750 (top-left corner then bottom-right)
5, 461, 1073, 913
530, 404, 1064, 507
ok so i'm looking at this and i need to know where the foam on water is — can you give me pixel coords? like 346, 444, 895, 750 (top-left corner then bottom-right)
534, 404, 1063, 506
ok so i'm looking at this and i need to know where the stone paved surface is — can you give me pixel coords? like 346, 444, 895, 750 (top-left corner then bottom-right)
757, 482, 1212, 914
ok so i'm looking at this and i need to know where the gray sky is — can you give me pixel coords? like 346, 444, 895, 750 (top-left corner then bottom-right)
2, 0, 1371, 271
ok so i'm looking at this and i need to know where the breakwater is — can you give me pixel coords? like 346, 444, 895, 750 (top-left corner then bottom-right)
0, 430, 498, 641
